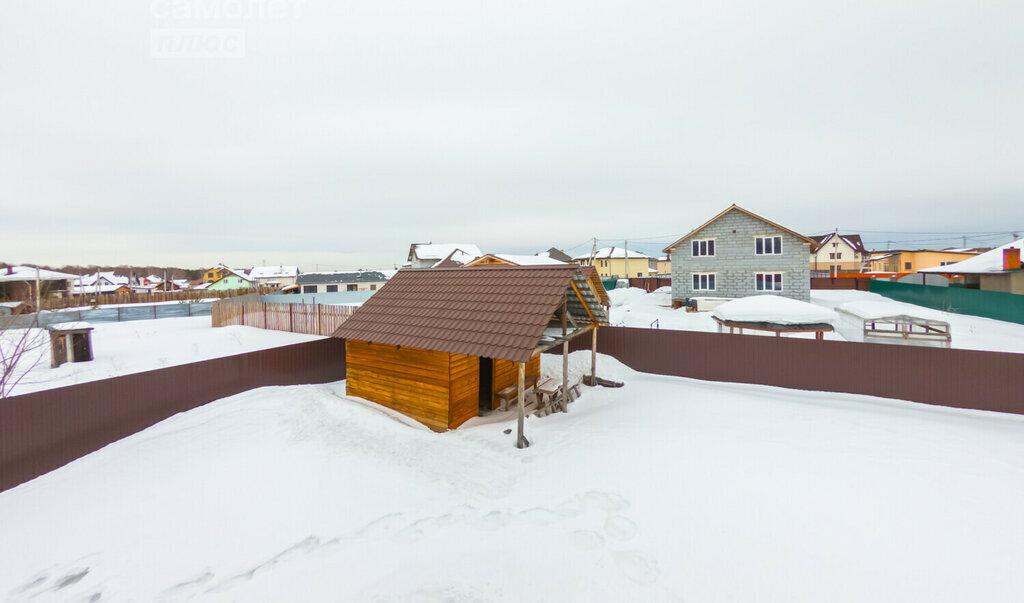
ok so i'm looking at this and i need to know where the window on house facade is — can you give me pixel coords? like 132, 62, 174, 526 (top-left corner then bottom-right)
302, 285, 317, 293
347, 284, 358, 291
370, 284, 377, 290
904, 262, 912, 270
755, 273, 783, 291
691, 239, 715, 257
755, 236, 783, 255
829, 252, 843, 260
326, 285, 338, 292
692, 273, 716, 291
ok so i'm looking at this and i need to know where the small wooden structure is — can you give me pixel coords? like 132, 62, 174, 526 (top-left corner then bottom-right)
836, 308, 951, 348
332, 265, 609, 447
712, 316, 834, 340
47, 322, 95, 368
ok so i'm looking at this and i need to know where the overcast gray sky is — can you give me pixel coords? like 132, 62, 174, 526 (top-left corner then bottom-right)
2, 0, 1023, 269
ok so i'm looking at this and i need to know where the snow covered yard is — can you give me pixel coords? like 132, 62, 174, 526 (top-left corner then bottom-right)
2, 317, 323, 396
2, 352, 1023, 602
607, 286, 1024, 352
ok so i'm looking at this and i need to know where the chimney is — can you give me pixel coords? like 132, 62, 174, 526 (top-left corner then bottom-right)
5, 266, 12, 275
1004, 247, 1021, 270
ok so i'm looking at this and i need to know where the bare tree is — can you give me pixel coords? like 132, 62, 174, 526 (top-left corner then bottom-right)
0, 314, 48, 399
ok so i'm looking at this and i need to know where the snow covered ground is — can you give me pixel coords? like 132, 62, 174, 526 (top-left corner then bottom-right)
2, 317, 322, 396
2, 351, 1023, 602
607, 287, 1024, 353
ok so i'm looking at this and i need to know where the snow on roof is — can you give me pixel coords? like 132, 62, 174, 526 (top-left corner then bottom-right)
836, 301, 930, 321
492, 254, 567, 266
71, 284, 129, 294
411, 243, 482, 261
47, 321, 92, 331
0, 266, 79, 282
431, 249, 479, 268
572, 247, 651, 261
920, 238, 1024, 274
712, 295, 838, 325
249, 266, 299, 279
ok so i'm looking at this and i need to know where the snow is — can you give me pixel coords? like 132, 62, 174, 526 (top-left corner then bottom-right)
412, 243, 483, 261
249, 266, 299, 279
712, 295, 839, 325
1, 317, 322, 396
0, 266, 78, 282
46, 321, 92, 331
572, 246, 651, 260
430, 248, 478, 267
920, 238, 1024, 274
3, 354, 1024, 601
491, 253, 567, 266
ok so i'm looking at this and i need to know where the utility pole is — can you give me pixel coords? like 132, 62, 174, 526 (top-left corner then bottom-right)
962, 236, 967, 249
831, 228, 839, 278
624, 240, 630, 280
35, 267, 41, 313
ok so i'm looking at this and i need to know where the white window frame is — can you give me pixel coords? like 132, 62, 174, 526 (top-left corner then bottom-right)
755, 272, 784, 291
755, 235, 783, 255
691, 238, 716, 257
692, 272, 716, 291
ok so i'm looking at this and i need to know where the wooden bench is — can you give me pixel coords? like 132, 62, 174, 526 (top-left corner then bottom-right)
496, 375, 539, 411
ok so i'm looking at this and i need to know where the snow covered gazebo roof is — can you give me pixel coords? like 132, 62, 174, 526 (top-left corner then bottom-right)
712, 296, 838, 339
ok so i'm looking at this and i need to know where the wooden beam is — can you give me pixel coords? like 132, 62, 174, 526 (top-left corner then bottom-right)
568, 279, 598, 324
591, 327, 597, 383
516, 361, 529, 448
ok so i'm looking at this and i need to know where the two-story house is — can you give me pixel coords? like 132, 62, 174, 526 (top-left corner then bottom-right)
810, 233, 868, 274
663, 204, 817, 305
571, 247, 656, 279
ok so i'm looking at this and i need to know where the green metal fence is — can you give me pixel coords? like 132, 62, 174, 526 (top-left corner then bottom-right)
869, 280, 1024, 325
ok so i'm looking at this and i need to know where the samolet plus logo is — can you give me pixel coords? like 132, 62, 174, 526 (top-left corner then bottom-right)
149, 0, 301, 59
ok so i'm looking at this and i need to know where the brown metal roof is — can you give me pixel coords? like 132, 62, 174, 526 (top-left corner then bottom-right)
331, 265, 606, 363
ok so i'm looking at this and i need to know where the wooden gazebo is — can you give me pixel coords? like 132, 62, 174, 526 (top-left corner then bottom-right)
332, 265, 609, 447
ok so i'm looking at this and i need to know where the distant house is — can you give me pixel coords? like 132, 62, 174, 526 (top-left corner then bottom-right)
202, 264, 247, 284
206, 268, 253, 291
332, 265, 608, 432
0, 266, 77, 305
249, 265, 299, 288
663, 204, 817, 304
656, 255, 671, 276
571, 247, 656, 279
810, 233, 868, 274
294, 271, 388, 294
921, 239, 1024, 294
406, 243, 482, 268
866, 249, 980, 273
465, 254, 568, 267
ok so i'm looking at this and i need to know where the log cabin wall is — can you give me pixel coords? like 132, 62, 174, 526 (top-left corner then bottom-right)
448, 353, 479, 429
491, 356, 540, 409
345, 340, 452, 431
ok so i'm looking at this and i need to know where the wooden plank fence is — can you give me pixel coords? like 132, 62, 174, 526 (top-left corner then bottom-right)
212, 295, 357, 336
43, 287, 259, 311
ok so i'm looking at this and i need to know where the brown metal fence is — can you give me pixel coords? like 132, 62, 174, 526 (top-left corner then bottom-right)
0, 338, 346, 493
212, 295, 356, 336
627, 277, 672, 292
811, 277, 872, 290
571, 327, 1024, 415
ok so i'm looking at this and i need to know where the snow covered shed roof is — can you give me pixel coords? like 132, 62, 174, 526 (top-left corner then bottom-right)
663, 204, 818, 253
332, 265, 608, 363
920, 238, 1024, 274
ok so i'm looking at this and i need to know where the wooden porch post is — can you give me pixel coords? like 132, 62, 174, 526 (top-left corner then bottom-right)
590, 327, 597, 383
516, 361, 529, 449
561, 296, 569, 412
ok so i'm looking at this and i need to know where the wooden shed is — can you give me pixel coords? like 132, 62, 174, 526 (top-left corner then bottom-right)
332, 265, 609, 442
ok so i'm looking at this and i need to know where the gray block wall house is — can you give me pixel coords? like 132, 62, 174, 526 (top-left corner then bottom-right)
663, 205, 817, 304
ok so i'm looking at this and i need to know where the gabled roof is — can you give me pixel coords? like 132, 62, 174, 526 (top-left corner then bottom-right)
0, 266, 78, 282
432, 248, 479, 268
297, 271, 388, 285
663, 204, 817, 253
810, 233, 867, 254
572, 247, 651, 261
538, 248, 573, 263
465, 254, 567, 267
331, 265, 608, 363
408, 243, 483, 262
